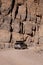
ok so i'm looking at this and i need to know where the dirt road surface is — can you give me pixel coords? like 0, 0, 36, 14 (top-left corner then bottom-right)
0, 48, 43, 65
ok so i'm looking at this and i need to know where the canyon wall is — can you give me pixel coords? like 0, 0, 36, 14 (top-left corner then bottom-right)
0, 0, 43, 49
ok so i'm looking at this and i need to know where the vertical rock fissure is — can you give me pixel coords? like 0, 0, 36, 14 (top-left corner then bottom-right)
9, 0, 15, 43
15, 5, 19, 18
9, 18, 13, 43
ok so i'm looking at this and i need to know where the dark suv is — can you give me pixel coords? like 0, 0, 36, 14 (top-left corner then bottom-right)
14, 41, 27, 49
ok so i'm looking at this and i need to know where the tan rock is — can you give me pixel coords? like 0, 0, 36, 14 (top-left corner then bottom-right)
25, 35, 32, 46
12, 19, 20, 32
17, 0, 24, 4
0, 16, 11, 31
23, 21, 33, 35
12, 5, 17, 20
39, 24, 43, 37
0, 15, 3, 25
12, 32, 24, 43
1, 0, 12, 16
0, 30, 11, 43
16, 5, 26, 21
0, 42, 5, 49
39, 24, 43, 44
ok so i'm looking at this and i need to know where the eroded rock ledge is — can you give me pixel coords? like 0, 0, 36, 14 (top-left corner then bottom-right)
0, 0, 43, 49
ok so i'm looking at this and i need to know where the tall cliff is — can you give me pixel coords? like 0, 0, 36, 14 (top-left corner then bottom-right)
0, 0, 43, 49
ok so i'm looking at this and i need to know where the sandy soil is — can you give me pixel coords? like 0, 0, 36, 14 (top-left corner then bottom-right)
0, 48, 43, 65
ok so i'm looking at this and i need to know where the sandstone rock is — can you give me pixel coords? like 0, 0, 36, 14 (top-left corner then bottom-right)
39, 24, 43, 44
23, 34, 28, 41
0, 22, 10, 31
23, 21, 33, 35
0, 42, 5, 49
12, 33, 28, 48
39, 24, 43, 37
26, 0, 34, 8
17, 0, 24, 4
12, 32, 33, 47
0, 42, 10, 49
40, 0, 43, 4
0, 0, 43, 48
41, 16, 43, 24
1, 0, 12, 16
37, 17, 41, 24
16, 5, 26, 21
26, 0, 34, 20
29, 3, 38, 21
0, 14, 11, 31
25, 35, 32, 46
12, 19, 20, 32
36, 4, 42, 16
27, 0, 42, 21
4, 43, 10, 48
39, 37, 43, 44
12, 5, 17, 20
0, 30, 11, 43
0, 15, 3, 26
34, 31, 39, 45
12, 32, 24, 43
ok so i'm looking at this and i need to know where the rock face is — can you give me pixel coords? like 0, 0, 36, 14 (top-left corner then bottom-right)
17, 0, 24, 4
0, 0, 12, 16
12, 19, 20, 32
0, 0, 43, 48
0, 30, 11, 43
16, 5, 26, 21
0, 14, 11, 31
